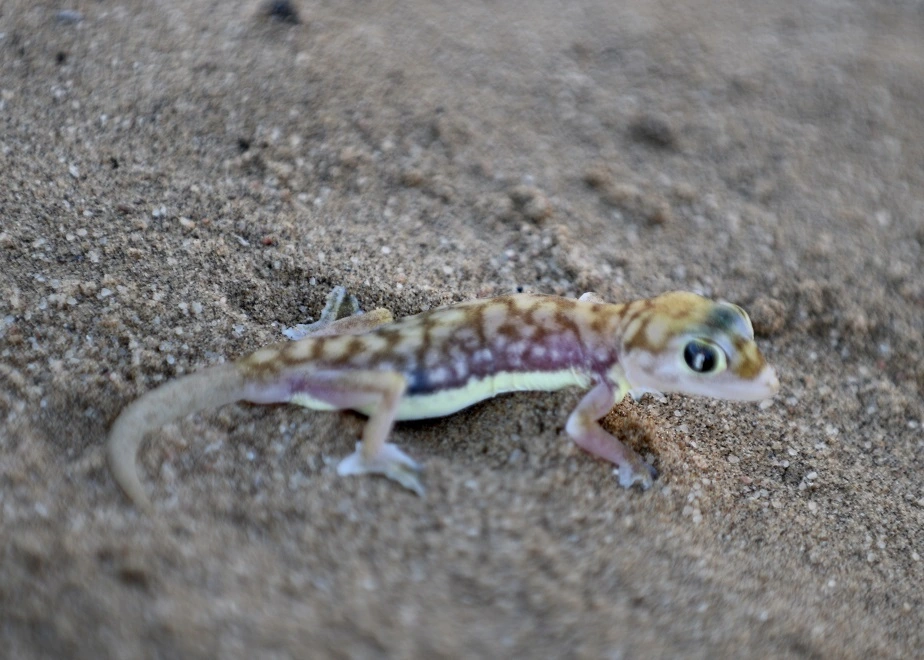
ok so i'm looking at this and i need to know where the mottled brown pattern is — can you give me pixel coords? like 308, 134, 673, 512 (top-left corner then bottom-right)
553, 308, 582, 342
620, 298, 662, 352
470, 304, 487, 347
732, 338, 765, 379
624, 317, 656, 353
496, 322, 521, 339
242, 293, 768, 397
343, 337, 365, 361
622, 301, 649, 327
280, 342, 306, 364
243, 293, 751, 376
382, 329, 403, 353
589, 309, 609, 335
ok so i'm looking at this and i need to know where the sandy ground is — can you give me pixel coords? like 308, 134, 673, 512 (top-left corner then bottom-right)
1, 0, 923, 657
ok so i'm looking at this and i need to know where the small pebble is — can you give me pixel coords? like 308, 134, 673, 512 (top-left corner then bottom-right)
507, 185, 552, 222
748, 296, 787, 337
628, 113, 677, 149
55, 10, 83, 24
582, 164, 612, 189
264, 0, 300, 24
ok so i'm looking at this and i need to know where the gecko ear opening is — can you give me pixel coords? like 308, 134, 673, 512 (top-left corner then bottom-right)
682, 339, 726, 375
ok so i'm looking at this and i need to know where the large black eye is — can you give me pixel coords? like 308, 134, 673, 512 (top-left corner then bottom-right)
684, 340, 719, 373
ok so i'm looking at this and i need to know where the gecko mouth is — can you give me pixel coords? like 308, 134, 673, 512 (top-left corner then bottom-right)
727, 364, 780, 401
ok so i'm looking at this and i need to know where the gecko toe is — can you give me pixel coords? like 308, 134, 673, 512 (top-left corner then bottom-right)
385, 464, 425, 497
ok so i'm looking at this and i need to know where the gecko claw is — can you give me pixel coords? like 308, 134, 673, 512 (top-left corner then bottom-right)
337, 442, 425, 496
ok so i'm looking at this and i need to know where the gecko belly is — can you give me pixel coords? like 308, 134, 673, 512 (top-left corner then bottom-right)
289, 368, 592, 421
395, 368, 592, 420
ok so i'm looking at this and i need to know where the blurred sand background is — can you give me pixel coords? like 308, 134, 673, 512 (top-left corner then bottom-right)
1, 0, 923, 656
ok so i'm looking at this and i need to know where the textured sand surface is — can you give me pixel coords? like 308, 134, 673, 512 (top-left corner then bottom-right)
1, 1, 923, 656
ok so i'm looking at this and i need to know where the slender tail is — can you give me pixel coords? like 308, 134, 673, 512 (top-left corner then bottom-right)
107, 363, 249, 513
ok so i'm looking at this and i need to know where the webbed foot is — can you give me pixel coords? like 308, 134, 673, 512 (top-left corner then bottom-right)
337, 442, 425, 496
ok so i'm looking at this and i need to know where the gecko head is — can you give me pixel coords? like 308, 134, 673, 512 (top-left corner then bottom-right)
619, 292, 779, 401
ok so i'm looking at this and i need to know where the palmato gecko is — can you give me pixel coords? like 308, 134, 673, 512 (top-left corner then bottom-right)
107, 290, 779, 511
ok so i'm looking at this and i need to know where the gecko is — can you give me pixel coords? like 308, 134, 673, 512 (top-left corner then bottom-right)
107, 289, 779, 511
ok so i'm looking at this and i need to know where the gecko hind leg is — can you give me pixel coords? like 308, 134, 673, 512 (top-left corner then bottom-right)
300, 307, 394, 338
284, 286, 394, 339
286, 369, 423, 495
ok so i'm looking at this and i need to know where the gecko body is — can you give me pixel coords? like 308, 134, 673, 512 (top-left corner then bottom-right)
107, 291, 779, 511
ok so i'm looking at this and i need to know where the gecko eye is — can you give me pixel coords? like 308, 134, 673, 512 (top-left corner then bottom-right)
683, 340, 725, 374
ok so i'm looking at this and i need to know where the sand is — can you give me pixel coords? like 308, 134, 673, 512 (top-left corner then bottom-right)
1, 0, 922, 656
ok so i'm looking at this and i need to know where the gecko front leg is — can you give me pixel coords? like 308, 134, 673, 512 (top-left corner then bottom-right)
565, 380, 658, 489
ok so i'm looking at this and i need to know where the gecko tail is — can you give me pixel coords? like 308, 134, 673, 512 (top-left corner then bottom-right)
106, 362, 249, 513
